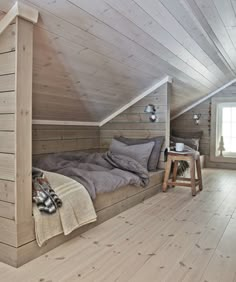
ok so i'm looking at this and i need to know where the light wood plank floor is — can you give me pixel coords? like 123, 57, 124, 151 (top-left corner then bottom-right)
1, 168, 236, 282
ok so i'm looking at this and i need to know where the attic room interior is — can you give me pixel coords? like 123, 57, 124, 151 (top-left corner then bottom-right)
0, 0, 236, 281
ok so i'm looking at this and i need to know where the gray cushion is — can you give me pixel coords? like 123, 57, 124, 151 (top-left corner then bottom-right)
115, 136, 165, 171
170, 135, 199, 151
171, 129, 203, 139
110, 139, 155, 169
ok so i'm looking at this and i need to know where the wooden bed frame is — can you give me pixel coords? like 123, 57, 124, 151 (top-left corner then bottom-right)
0, 3, 167, 267
1, 162, 164, 267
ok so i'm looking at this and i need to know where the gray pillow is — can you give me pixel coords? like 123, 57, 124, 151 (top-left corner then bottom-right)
110, 139, 155, 169
115, 136, 165, 171
170, 135, 199, 151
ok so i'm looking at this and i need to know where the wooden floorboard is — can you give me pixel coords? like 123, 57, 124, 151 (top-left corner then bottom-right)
0, 169, 236, 282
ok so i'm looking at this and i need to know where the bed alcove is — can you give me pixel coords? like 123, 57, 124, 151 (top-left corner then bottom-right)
0, 3, 171, 267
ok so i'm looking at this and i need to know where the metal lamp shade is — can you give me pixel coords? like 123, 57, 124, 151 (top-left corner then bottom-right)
144, 104, 155, 113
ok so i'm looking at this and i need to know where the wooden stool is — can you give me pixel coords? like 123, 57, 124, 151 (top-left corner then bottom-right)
162, 152, 203, 196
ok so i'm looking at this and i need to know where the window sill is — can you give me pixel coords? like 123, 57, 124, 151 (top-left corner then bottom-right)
210, 155, 236, 164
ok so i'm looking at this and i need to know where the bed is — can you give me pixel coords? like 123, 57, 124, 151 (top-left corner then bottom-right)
20, 142, 164, 266
17, 169, 164, 267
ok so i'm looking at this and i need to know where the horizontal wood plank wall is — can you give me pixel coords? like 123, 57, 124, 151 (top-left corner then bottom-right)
0, 23, 17, 249
32, 125, 100, 156
171, 83, 236, 169
100, 83, 170, 169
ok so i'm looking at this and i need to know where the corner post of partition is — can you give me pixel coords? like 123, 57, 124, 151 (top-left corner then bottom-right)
15, 15, 34, 246
15, 2, 39, 252
14, 4, 38, 267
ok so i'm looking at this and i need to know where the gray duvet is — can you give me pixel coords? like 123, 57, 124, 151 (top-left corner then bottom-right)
34, 151, 149, 200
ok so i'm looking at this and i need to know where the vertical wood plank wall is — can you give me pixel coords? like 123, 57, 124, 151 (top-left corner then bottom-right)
100, 83, 171, 169
32, 125, 100, 157
171, 83, 236, 169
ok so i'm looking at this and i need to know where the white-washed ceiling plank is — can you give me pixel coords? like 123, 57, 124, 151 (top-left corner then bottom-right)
190, 0, 236, 72
213, 0, 236, 49
161, 0, 235, 78
84, 0, 215, 88
0, 0, 235, 122
133, 0, 226, 85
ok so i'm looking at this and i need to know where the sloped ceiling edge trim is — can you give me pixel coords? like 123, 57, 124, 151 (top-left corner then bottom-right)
171, 78, 236, 121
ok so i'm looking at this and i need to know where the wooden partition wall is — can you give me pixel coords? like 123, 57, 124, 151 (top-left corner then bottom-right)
0, 5, 38, 266
100, 82, 171, 169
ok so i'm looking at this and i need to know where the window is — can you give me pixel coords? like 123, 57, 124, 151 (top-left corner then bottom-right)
219, 104, 236, 156
210, 97, 236, 163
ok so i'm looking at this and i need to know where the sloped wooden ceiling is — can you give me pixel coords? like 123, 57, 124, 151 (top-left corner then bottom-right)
1, 0, 236, 122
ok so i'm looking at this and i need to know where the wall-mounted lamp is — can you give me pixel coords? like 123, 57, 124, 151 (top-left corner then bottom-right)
193, 113, 201, 125
144, 104, 158, 122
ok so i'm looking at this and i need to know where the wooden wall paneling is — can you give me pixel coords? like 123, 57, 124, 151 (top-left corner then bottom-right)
32, 125, 100, 155
0, 201, 15, 220
0, 219, 34, 251
33, 138, 99, 155
110, 112, 167, 124
0, 217, 17, 246
0, 153, 15, 181
0, 179, 15, 203
0, 74, 15, 92
33, 128, 99, 141
0, 51, 15, 75
0, 114, 15, 130
0, 13, 17, 251
0, 23, 15, 53
0, 92, 15, 114
0, 132, 15, 153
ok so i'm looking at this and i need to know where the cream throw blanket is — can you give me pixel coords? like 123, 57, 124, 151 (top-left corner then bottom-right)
33, 171, 97, 247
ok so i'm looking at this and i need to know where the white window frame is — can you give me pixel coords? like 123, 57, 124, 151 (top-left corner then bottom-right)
210, 97, 236, 163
